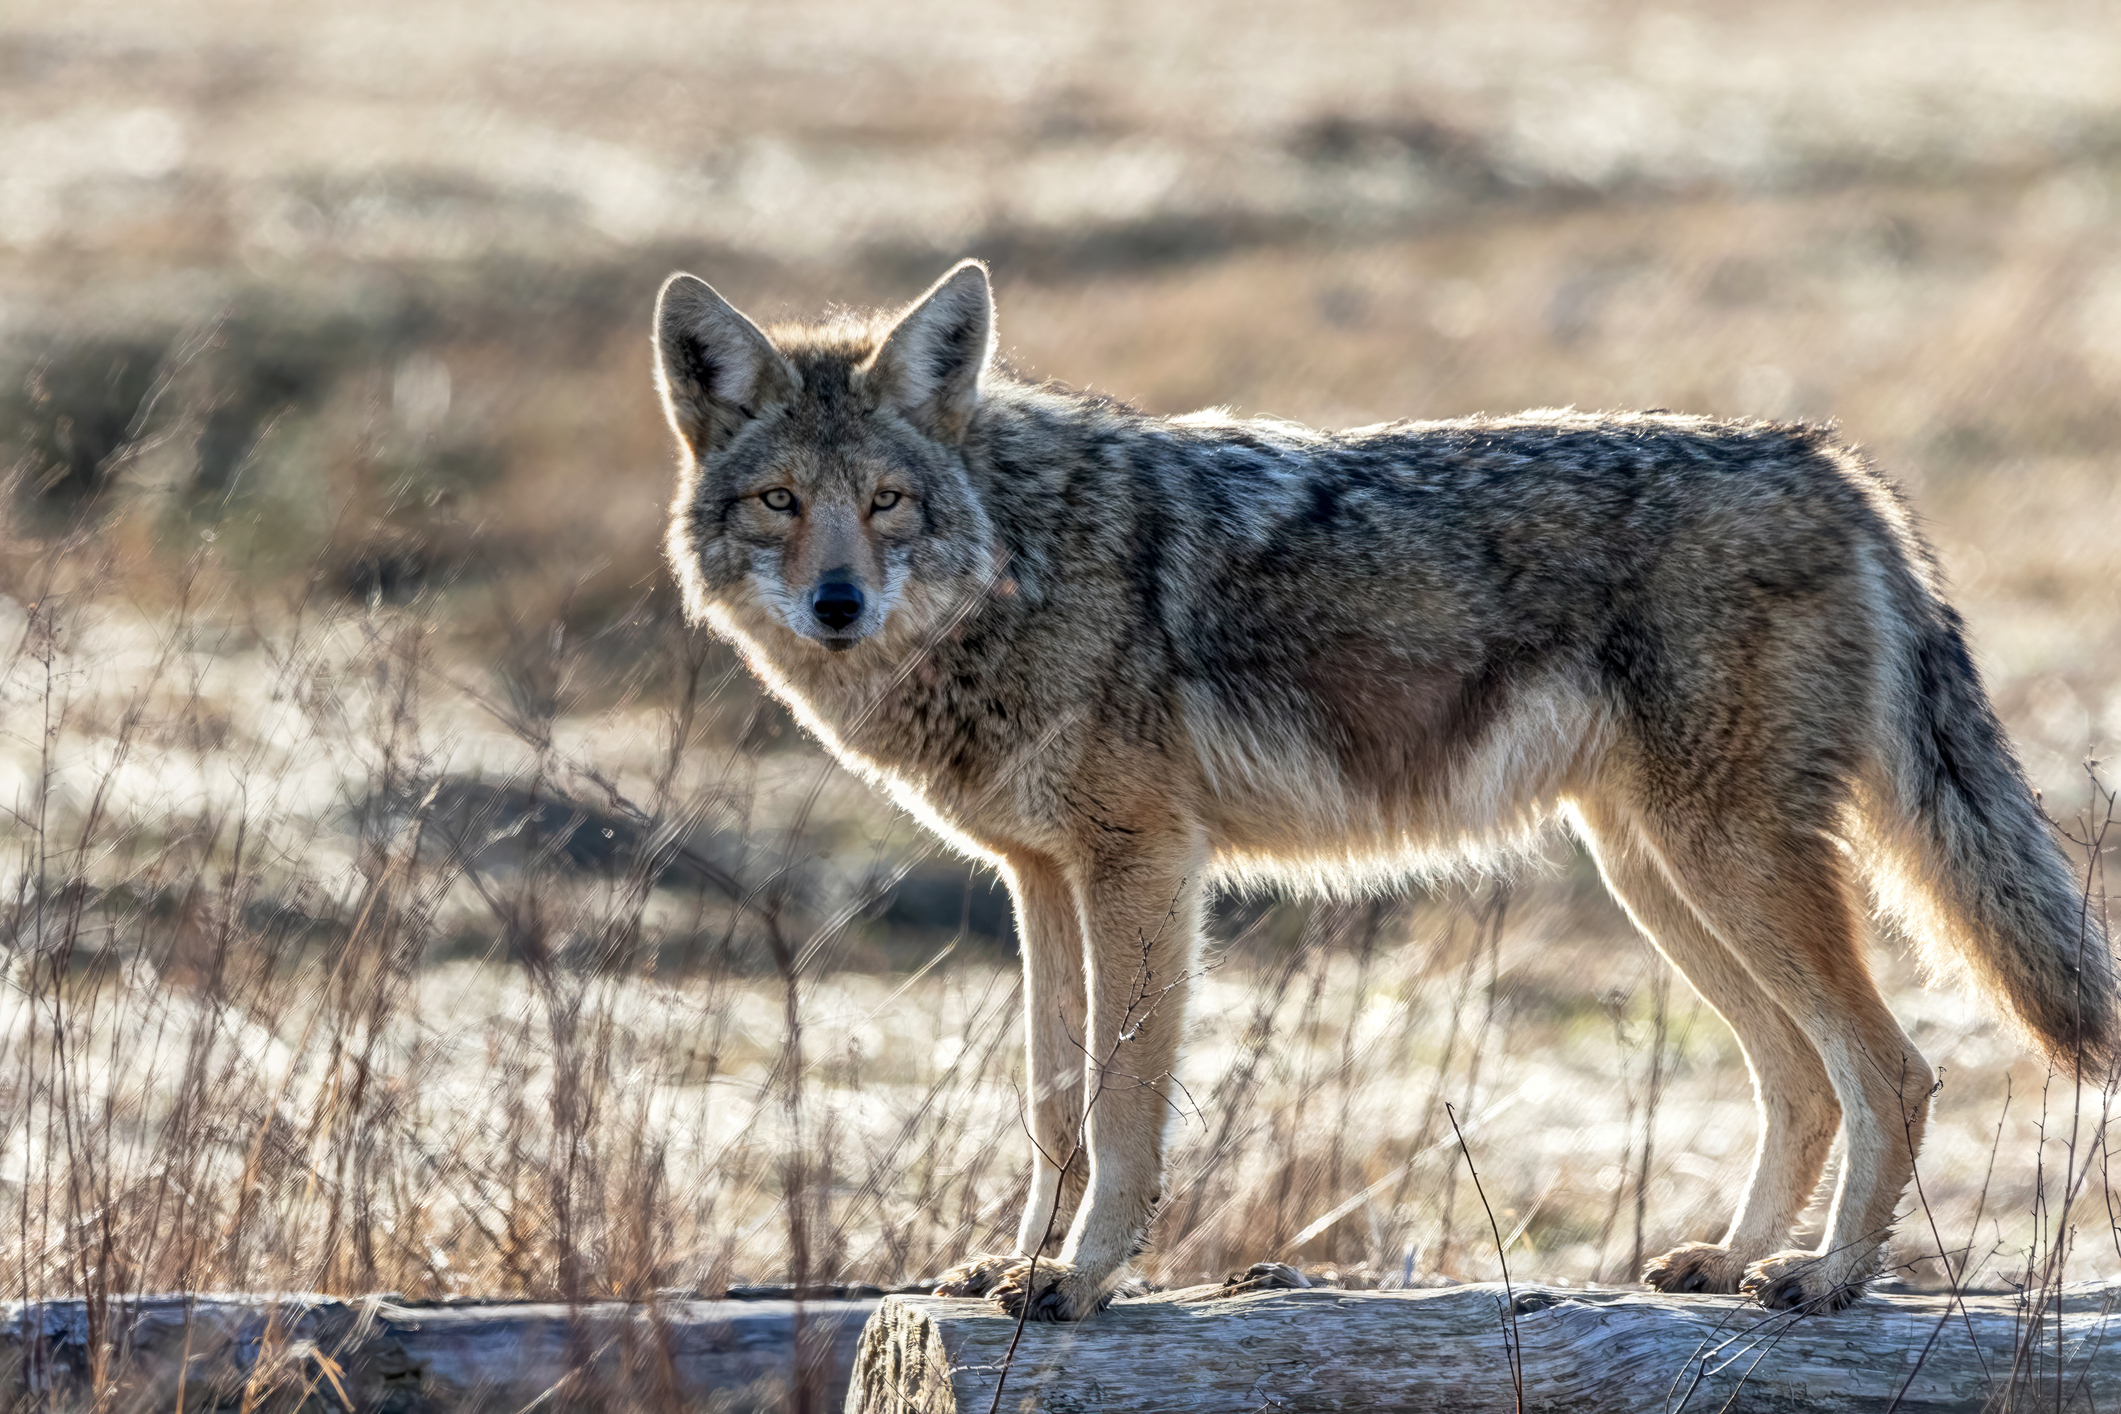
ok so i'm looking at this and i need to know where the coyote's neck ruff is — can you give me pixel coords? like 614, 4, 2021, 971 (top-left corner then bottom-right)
654, 260, 2116, 1321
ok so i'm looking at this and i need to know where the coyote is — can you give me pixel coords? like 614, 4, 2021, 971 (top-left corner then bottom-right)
651, 259, 2115, 1319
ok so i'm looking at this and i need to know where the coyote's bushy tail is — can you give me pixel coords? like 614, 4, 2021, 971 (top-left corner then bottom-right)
1865, 602, 2119, 1076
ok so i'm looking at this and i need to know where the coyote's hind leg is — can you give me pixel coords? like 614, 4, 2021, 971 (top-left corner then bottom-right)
1634, 811, 1931, 1312
1574, 802, 1841, 1295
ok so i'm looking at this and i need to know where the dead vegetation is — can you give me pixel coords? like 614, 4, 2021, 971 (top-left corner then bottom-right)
0, 516, 2113, 1409
2, 0, 2119, 1408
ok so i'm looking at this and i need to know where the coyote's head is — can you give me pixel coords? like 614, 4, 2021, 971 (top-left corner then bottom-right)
653, 261, 1000, 655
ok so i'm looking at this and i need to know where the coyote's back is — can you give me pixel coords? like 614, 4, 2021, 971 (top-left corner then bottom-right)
652, 260, 2114, 1320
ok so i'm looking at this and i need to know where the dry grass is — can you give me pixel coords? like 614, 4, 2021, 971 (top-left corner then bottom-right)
3, 0, 2121, 1408
0, 526, 2112, 1387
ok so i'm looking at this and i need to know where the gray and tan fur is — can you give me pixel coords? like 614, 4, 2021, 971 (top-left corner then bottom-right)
652, 259, 2117, 1319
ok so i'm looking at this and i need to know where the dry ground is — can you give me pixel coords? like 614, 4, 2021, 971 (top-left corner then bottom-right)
0, 4, 2118, 1403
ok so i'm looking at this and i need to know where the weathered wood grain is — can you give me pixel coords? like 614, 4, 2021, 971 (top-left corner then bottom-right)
5, 1292, 877, 1411
848, 1281, 2121, 1413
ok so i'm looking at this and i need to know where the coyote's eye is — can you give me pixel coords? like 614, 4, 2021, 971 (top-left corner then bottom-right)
760, 488, 798, 513
871, 489, 902, 512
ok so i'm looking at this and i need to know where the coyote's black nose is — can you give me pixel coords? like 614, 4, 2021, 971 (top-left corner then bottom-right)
812, 576, 864, 632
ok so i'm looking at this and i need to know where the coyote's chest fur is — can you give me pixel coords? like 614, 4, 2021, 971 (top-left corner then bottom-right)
703, 590, 1082, 860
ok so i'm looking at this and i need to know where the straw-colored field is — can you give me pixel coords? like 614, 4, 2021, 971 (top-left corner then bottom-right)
1, 6, 2117, 1403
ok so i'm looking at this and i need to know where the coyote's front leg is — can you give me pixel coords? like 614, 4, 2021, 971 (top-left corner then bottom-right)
932, 854, 1088, 1302
944, 828, 1202, 1320
1010, 855, 1092, 1255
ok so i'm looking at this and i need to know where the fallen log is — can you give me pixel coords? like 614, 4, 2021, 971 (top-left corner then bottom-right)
848, 1280, 2121, 1413
5, 1292, 877, 1411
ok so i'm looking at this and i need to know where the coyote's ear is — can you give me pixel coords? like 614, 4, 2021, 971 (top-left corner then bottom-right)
654, 274, 799, 456
862, 260, 995, 443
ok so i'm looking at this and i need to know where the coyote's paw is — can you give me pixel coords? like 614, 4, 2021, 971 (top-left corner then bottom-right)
932, 1255, 1135, 1319
1740, 1250, 1870, 1312
1642, 1241, 1750, 1295
930, 1253, 1024, 1299
956, 1258, 1115, 1321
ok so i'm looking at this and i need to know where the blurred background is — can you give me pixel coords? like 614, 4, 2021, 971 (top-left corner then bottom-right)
1, 0, 2119, 1374
7, 0, 2121, 751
